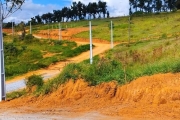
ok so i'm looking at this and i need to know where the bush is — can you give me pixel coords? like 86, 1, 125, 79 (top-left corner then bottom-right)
3, 33, 7, 36
25, 34, 34, 41
62, 44, 93, 57
25, 74, 44, 91
36, 57, 58, 68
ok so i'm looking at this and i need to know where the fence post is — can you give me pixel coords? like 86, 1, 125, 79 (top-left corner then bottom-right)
89, 21, 93, 64
30, 21, 32, 34
111, 21, 114, 49
59, 23, 61, 41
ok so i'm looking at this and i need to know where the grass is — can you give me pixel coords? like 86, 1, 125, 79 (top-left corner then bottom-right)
27, 11, 180, 43
34, 37, 180, 95
4, 34, 92, 79
6, 89, 26, 100
5, 12, 180, 97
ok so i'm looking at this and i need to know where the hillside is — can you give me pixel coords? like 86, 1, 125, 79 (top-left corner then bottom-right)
1, 73, 180, 119
2, 12, 180, 119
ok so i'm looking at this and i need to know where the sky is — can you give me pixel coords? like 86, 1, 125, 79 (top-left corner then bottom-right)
4, 0, 129, 23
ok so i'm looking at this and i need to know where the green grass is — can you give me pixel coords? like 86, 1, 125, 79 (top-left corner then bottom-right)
34, 37, 180, 95
4, 35, 92, 79
28, 11, 180, 43
6, 89, 26, 100
5, 12, 180, 97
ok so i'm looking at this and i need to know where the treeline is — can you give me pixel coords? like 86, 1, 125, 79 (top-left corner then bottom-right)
29, 1, 109, 25
129, 0, 180, 14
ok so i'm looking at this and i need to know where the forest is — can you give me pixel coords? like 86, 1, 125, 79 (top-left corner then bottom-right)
29, 1, 108, 25
129, 0, 180, 14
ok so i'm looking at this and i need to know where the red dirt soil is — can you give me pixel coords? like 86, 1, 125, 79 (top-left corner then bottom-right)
1, 73, 180, 119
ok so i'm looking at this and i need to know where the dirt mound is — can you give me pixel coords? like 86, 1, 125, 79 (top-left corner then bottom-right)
34, 27, 113, 44
3, 29, 12, 34
35, 27, 89, 40
2, 73, 180, 119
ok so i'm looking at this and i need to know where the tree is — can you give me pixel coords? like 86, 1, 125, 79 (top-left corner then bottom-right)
87, 3, 93, 20
176, 0, 180, 9
0, 0, 25, 101
71, 2, 78, 21
19, 21, 26, 40
107, 11, 110, 18
31, 17, 36, 25
91, 2, 98, 19
98, 1, 107, 18
53, 10, 62, 22
35, 15, 42, 24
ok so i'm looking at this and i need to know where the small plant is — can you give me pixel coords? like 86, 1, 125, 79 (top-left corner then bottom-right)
3, 33, 7, 36
6, 89, 26, 100
25, 34, 34, 40
161, 33, 167, 39
25, 74, 44, 92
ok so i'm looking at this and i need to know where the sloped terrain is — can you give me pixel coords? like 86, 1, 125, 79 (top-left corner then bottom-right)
1, 73, 180, 119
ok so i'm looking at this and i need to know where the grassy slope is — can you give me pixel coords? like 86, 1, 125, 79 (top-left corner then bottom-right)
4, 35, 90, 79
7, 12, 180, 96
31, 11, 180, 42
31, 12, 180, 95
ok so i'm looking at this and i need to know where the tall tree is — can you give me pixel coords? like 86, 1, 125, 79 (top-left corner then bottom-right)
35, 15, 42, 24
53, 10, 62, 22
71, 2, 78, 21
98, 1, 107, 18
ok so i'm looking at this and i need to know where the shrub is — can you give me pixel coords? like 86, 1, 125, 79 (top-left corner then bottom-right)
36, 57, 58, 68
25, 34, 34, 41
62, 44, 93, 57
25, 74, 44, 91
3, 33, 7, 36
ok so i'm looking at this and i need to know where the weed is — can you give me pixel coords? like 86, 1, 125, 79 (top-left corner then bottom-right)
25, 74, 44, 92
6, 89, 26, 100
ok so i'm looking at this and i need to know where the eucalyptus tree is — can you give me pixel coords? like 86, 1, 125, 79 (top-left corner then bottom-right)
82, 4, 87, 19
92, 2, 98, 19
176, 0, 180, 9
166, 0, 177, 11
53, 10, 62, 22
87, 3, 93, 20
31, 17, 36, 25
0, 0, 25, 101
71, 2, 78, 21
77, 1, 83, 20
98, 1, 107, 18
61, 7, 68, 22
35, 15, 42, 24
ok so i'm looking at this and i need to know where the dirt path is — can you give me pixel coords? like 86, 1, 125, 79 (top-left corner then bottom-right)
4, 28, 180, 120
6, 28, 114, 84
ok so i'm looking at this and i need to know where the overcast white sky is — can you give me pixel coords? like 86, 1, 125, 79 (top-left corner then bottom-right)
4, 0, 129, 23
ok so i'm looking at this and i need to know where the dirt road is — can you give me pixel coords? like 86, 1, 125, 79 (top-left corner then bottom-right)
6, 28, 114, 93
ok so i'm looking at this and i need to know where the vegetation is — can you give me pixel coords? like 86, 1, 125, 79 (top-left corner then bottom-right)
25, 75, 44, 90
6, 89, 26, 100
129, 0, 178, 14
35, 37, 180, 95
72, 11, 180, 42
4, 34, 91, 79
5, 11, 180, 98
29, 1, 108, 25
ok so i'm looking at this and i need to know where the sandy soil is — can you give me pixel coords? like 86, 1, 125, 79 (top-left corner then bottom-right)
1, 73, 180, 119
2, 28, 180, 119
